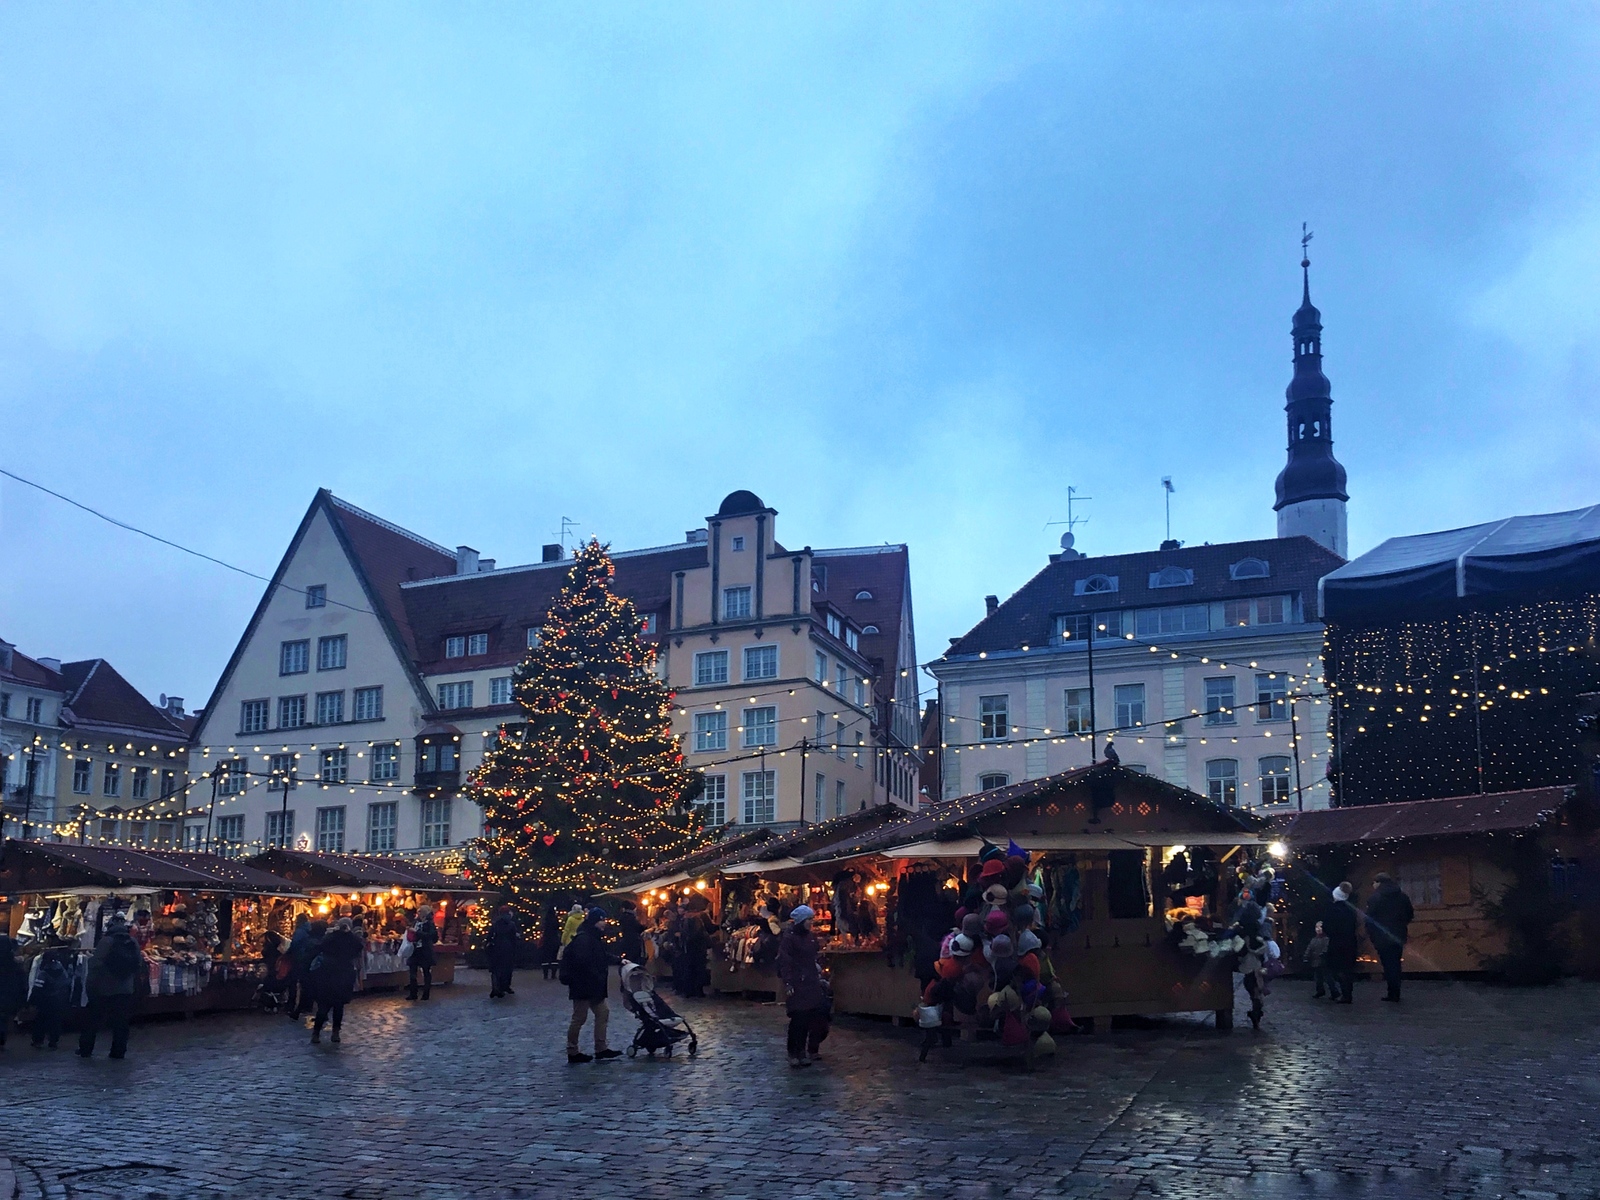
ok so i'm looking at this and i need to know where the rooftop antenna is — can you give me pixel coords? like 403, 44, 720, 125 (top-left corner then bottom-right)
1045, 485, 1092, 557
1162, 476, 1175, 545
553, 516, 578, 553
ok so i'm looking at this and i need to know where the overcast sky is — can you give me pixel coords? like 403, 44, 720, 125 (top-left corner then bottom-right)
3, 5, 1598, 709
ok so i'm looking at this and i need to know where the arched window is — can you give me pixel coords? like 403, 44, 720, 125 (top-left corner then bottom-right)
861, 624, 879, 635
854, 589, 873, 601
1079, 575, 1116, 594
1228, 557, 1270, 581
1149, 566, 1193, 589
978, 772, 1010, 792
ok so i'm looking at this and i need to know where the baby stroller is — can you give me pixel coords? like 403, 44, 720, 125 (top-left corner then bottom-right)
619, 961, 698, 1058
254, 938, 292, 1013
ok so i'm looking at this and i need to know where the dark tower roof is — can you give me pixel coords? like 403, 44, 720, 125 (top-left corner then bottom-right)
716, 489, 768, 517
1274, 255, 1348, 510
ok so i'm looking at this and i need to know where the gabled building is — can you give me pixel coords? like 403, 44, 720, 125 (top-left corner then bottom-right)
1, 641, 65, 837
189, 489, 920, 856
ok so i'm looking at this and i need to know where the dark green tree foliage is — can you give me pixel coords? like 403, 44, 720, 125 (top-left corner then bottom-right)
1476, 833, 1572, 985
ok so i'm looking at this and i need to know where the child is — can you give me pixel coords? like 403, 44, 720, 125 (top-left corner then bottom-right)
1305, 920, 1335, 999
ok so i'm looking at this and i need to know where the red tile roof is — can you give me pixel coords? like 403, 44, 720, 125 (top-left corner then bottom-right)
326, 496, 459, 661
60, 659, 189, 743
812, 546, 915, 716
1269, 787, 1573, 846
0, 646, 65, 692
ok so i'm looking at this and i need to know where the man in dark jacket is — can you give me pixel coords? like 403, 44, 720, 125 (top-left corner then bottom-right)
1322, 882, 1359, 1005
485, 906, 521, 999
29, 950, 73, 1049
564, 908, 620, 1064
78, 914, 143, 1059
310, 917, 366, 1044
285, 913, 312, 1020
0, 934, 27, 1050
407, 906, 440, 1001
1365, 873, 1416, 1002
617, 902, 645, 966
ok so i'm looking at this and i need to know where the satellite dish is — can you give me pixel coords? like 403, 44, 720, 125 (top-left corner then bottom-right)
1059, 531, 1075, 551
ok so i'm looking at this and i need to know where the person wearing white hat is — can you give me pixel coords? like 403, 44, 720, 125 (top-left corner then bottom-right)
776, 906, 824, 1068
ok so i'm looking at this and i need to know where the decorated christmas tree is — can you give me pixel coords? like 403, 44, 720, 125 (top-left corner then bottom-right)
468, 538, 709, 920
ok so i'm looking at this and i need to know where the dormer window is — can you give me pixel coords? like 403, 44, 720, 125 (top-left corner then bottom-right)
826, 612, 842, 639
861, 624, 879, 635
1074, 575, 1118, 596
1149, 566, 1194, 589
855, 589, 873, 601
845, 627, 859, 652
467, 633, 489, 655
1229, 557, 1271, 581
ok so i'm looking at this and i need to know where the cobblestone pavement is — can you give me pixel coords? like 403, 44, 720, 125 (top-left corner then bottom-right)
2, 972, 1599, 1200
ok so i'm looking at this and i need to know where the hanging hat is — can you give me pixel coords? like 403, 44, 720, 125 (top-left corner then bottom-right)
950, 934, 974, 957
935, 956, 963, 981
1016, 929, 1042, 956
1015, 952, 1040, 979
989, 933, 1014, 959
1012, 903, 1037, 930
979, 859, 1006, 881
1002, 855, 1028, 888
952, 906, 968, 926
982, 884, 1009, 906
1006, 839, 1028, 860
1025, 882, 1044, 901
978, 842, 1005, 864
1032, 1031, 1057, 1057
983, 910, 1010, 937
961, 913, 984, 939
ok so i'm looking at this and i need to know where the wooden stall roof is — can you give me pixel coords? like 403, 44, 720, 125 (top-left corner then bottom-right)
0, 840, 303, 894
245, 849, 478, 893
613, 827, 776, 890
1269, 786, 1574, 847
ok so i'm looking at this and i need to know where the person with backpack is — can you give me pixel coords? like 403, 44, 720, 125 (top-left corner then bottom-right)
28, 950, 73, 1049
309, 917, 366, 1044
78, 914, 144, 1059
563, 908, 620, 1064
0, 933, 27, 1051
486, 905, 522, 999
406, 905, 439, 1001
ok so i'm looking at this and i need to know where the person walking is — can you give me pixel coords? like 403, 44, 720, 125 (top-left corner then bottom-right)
563, 907, 620, 1064
407, 905, 439, 1001
617, 901, 645, 967
77, 914, 143, 1059
675, 911, 710, 998
1304, 920, 1335, 999
28, 950, 73, 1049
1365, 872, 1415, 1002
1323, 882, 1359, 1005
486, 905, 522, 999
0, 932, 26, 1051
539, 904, 562, 981
776, 905, 826, 1068
285, 913, 313, 1021
310, 917, 365, 1044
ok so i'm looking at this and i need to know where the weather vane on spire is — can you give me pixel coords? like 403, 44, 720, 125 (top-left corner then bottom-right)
1301, 221, 1314, 268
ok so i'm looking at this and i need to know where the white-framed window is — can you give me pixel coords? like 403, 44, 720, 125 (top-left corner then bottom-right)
862, 624, 879, 635
217, 757, 249, 795
741, 770, 776, 824
1135, 604, 1209, 637
979, 772, 1010, 791
846, 628, 860, 652
814, 773, 827, 822
317, 634, 347, 671
855, 589, 873, 601
814, 651, 828, 683
1055, 613, 1092, 644
693, 710, 727, 752
742, 706, 777, 748
835, 716, 847, 758
72, 759, 92, 794
1229, 558, 1270, 581
526, 627, 542, 648
743, 645, 778, 681
826, 612, 842, 638
1114, 683, 1145, 729
316, 691, 344, 725
467, 633, 489, 656
723, 587, 752, 619
437, 681, 474, 710
1075, 574, 1118, 595
422, 797, 452, 848
370, 744, 399, 782
278, 695, 307, 728
698, 774, 727, 825
215, 814, 245, 854
1206, 759, 1238, 807
419, 740, 459, 774
1223, 595, 1291, 628
1255, 673, 1289, 721
367, 802, 397, 851
835, 663, 848, 694
280, 640, 309, 675
316, 805, 346, 852
694, 650, 729, 687
266, 809, 295, 849
1065, 688, 1091, 733
1095, 611, 1128, 640
489, 677, 513, 706
353, 686, 383, 721
853, 678, 866, 708
26, 696, 44, 723
103, 762, 121, 797
445, 636, 467, 659
320, 748, 348, 784
305, 584, 327, 608
1204, 677, 1236, 726
639, 613, 656, 635
855, 730, 865, 766
1259, 756, 1292, 805
730, 535, 745, 552
1397, 859, 1444, 908
268, 753, 296, 790
131, 766, 150, 800
1148, 566, 1194, 589
815, 711, 826, 749
979, 695, 1009, 741
159, 769, 176, 798
241, 699, 269, 733
1, 692, 10, 717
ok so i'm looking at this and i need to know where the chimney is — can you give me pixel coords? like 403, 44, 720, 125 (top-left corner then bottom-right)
455, 546, 479, 575
541, 544, 564, 563
478, 558, 495, 573
164, 696, 185, 718
984, 595, 999, 617
685, 529, 708, 544
0, 640, 12, 670
38, 657, 61, 672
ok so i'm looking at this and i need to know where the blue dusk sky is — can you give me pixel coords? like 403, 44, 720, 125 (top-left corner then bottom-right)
2, 6, 1598, 706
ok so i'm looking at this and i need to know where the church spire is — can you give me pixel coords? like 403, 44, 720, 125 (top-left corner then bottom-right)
1274, 228, 1349, 558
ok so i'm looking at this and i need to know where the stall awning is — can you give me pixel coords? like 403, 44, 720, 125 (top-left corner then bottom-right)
879, 831, 1271, 859
0, 840, 303, 895
720, 857, 804, 875
244, 849, 480, 893
597, 870, 693, 898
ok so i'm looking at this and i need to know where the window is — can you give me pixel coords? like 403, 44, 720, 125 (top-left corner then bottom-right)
367, 802, 397, 852
278, 695, 307, 729
853, 678, 866, 708
811, 563, 827, 592
694, 650, 729, 687
979, 695, 1009, 741
268, 753, 297, 790
742, 706, 776, 748
1258, 756, 1292, 805
72, 759, 92, 794
826, 612, 842, 639
741, 770, 776, 824
103, 763, 121, 797
730, 535, 745, 552
266, 809, 295, 849
1135, 605, 1210, 638
1255, 673, 1288, 721
240, 699, 269, 733
316, 806, 347, 852
862, 624, 879, 634
846, 628, 859, 652
1148, 566, 1194, 589
0, 692, 8, 716
1095, 611, 1128, 639
1397, 860, 1444, 908
305, 584, 327, 608
445, 636, 467, 658
723, 587, 752, 619
855, 589, 873, 601
214, 815, 245, 853
693, 711, 727, 752
1229, 558, 1270, 580
280, 640, 309, 675
1075, 574, 1118, 595
698, 774, 727, 825
1065, 688, 1091, 733
743, 645, 778, 681
467, 633, 489, 656
835, 663, 848, 694
315, 691, 344, 725
639, 613, 656, 635
526, 627, 542, 649
218, 757, 248, 795
835, 716, 847, 758
1054, 613, 1092, 643
317, 635, 347, 671
437, 681, 474, 710
353, 686, 383, 721
131, 766, 150, 800
1223, 596, 1291, 628
1206, 759, 1238, 806
814, 651, 828, 683
1114, 683, 1145, 729
422, 798, 452, 847
1204, 678, 1237, 726
320, 748, 348, 784
418, 740, 460, 774
25, 696, 43, 723
979, 772, 1010, 791
371, 744, 399, 782
835, 779, 846, 818
489, 677, 513, 706
159, 770, 176, 798
814, 773, 827, 822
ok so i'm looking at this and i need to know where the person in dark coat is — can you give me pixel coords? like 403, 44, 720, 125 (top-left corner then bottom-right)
29, 949, 73, 1049
285, 913, 312, 1020
776, 905, 826, 1068
1323, 882, 1360, 1005
78, 914, 143, 1059
407, 905, 439, 1001
486, 906, 522, 999
539, 905, 562, 981
310, 917, 365, 1044
617, 902, 645, 966
675, 912, 710, 998
564, 908, 620, 1063
0, 934, 27, 1050
1365, 873, 1416, 1002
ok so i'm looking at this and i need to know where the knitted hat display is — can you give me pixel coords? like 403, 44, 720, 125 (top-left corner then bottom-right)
1025, 882, 1044, 902
952, 906, 968, 926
